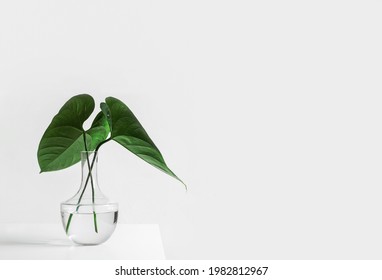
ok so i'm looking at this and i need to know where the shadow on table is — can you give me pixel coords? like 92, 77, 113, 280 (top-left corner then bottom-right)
0, 238, 72, 247
0, 224, 74, 247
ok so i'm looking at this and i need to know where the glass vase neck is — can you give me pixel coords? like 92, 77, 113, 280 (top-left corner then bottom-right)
71, 150, 105, 204
80, 151, 99, 188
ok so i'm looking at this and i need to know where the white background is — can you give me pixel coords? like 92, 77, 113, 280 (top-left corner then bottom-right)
0, 0, 382, 259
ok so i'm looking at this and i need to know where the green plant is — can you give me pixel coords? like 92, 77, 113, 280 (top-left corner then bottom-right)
37, 94, 184, 233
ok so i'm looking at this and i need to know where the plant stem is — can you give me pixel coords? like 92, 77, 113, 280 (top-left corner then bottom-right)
65, 137, 111, 234
65, 212, 73, 234
93, 212, 98, 233
83, 133, 98, 233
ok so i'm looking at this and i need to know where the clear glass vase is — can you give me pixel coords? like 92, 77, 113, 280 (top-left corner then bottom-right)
61, 151, 118, 245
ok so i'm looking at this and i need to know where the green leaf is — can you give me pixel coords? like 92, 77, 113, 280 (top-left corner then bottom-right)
100, 102, 112, 132
37, 94, 94, 172
86, 111, 110, 150
105, 96, 185, 186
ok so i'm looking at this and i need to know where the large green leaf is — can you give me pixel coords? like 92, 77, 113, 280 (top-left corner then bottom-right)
100, 102, 112, 132
105, 97, 184, 185
37, 94, 95, 172
86, 111, 110, 150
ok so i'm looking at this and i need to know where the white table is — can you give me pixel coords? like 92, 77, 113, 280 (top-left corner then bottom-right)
0, 223, 165, 260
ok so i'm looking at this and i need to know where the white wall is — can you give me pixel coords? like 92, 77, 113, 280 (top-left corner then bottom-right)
1, 0, 382, 259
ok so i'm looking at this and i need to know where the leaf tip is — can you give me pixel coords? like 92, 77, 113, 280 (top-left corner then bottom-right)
174, 176, 187, 191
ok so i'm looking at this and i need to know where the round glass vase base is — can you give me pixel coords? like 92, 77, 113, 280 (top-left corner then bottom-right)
61, 210, 118, 245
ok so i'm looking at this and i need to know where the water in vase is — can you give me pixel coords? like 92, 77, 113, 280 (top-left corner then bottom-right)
61, 211, 118, 245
